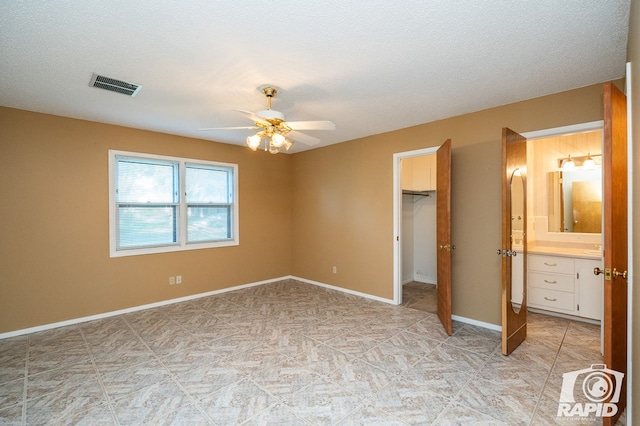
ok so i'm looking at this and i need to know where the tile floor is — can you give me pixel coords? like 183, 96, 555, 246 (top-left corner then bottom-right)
401, 282, 437, 314
0, 279, 624, 425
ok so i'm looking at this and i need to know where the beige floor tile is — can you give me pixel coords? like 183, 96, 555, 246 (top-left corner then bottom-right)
26, 385, 107, 425
327, 358, 395, 399
26, 361, 99, 401
360, 341, 423, 375
324, 330, 382, 356
242, 402, 311, 425
0, 403, 23, 425
0, 279, 609, 425
110, 379, 192, 425
367, 380, 450, 424
250, 358, 320, 398
99, 359, 173, 399
279, 378, 363, 425
0, 378, 24, 408
434, 403, 508, 425
197, 378, 274, 425
339, 403, 411, 425
455, 378, 538, 424
291, 341, 352, 376
173, 360, 243, 397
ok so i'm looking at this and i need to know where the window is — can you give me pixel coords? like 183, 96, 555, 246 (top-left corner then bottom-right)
109, 150, 238, 257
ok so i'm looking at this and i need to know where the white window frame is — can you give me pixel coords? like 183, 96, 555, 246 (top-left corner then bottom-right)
109, 150, 239, 257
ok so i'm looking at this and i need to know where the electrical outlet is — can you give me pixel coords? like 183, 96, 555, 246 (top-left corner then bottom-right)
169, 276, 176, 285
332, 266, 337, 274
176, 275, 182, 284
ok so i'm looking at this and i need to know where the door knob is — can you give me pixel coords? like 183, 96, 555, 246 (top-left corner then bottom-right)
613, 269, 628, 280
594, 267, 617, 280
497, 249, 517, 257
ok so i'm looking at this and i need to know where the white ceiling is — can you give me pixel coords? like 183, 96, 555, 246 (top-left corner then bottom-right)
0, 1, 631, 153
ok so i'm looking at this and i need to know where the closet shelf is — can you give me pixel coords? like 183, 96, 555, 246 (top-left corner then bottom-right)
402, 189, 435, 197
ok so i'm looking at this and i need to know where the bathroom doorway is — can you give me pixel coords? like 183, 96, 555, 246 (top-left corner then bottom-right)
520, 122, 604, 327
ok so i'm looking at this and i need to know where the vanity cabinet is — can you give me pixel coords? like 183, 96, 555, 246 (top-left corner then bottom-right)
575, 259, 603, 320
527, 254, 602, 320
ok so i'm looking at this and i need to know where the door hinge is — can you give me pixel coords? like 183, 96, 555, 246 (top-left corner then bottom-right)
577, 272, 580, 279
577, 304, 580, 311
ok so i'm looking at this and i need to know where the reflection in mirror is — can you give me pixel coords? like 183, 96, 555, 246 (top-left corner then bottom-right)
528, 128, 602, 235
510, 168, 525, 313
547, 169, 602, 233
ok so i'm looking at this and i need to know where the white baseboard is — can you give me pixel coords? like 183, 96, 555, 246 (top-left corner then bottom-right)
291, 276, 396, 305
413, 275, 436, 284
402, 277, 436, 285
0, 276, 290, 340
1, 275, 501, 339
452, 314, 502, 332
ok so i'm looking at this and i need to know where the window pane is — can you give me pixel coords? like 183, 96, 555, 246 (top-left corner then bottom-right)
186, 165, 231, 203
118, 206, 177, 248
187, 206, 231, 242
117, 158, 178, 203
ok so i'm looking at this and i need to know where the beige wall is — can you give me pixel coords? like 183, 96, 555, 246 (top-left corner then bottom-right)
627, 0, 639, 422
291, 84, 606, 325
0, 108, 292, 333
0, 83, 619, 335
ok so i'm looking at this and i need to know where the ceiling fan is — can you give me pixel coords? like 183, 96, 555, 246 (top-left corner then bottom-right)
199, 86, 335, 154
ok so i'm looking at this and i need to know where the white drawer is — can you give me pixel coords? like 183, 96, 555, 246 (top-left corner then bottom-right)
528, 255, 574, 274
528, 271, 575, 293
529, 287, 575, 312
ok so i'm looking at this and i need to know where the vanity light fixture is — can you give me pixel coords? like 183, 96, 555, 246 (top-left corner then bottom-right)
583, 153, 596, 169
562, 155, 575, 170
558, 153, 601, 170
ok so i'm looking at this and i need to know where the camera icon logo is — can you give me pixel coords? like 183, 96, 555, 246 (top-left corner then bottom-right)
558, 364, 624, 418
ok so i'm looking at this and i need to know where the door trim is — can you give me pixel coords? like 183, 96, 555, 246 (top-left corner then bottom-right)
624, 61, 633, 425
393, 146, 440, 305
521, 120, 604, 139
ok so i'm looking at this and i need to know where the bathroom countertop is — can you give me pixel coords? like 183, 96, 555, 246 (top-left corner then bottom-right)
526, 245, 602, 260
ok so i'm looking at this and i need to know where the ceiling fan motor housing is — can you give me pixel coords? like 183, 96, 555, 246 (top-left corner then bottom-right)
256, 109, 285, 121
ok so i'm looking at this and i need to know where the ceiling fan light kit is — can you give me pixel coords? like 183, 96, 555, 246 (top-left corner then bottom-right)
245, 87, 295, 154
200, 85, 335, 154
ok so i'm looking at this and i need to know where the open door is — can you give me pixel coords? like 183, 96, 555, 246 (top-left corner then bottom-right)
436, 139, 453, 335
501, 128, 527, 355
599, 82, 628, 425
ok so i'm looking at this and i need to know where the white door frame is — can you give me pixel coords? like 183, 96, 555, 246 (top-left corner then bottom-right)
393, 146, 440, 305
624, 61, 633, 425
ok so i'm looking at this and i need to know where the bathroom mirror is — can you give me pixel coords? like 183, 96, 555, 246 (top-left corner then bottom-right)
510, 168, 525, 313
547, 170, 602, 233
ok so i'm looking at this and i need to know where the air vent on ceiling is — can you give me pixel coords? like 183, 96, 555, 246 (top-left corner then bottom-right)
89, 73, 142, 97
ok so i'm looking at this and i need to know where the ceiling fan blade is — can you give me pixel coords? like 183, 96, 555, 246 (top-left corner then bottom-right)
287, 120, 335, 131
197, 126, 259, 131
236, 109, 269, 124
288, 130, 320, 146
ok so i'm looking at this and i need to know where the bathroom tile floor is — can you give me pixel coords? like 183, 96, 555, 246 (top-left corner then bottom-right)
0, 279, 625, 425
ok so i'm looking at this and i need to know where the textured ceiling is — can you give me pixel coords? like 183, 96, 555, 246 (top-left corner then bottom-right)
0, 1, 631, 153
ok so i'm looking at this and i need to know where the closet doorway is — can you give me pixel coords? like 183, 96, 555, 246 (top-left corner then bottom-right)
400, 153, 438, 313
393, 140, 455, 334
